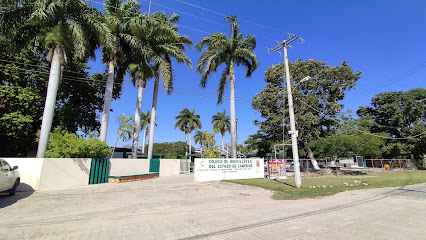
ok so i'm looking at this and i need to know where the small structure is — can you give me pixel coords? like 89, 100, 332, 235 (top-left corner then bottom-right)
338, 155, 366, 168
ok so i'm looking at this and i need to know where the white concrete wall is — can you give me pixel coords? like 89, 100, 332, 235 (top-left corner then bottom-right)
1, 158, 44, 191
109, 158, 150, 176
38, 158, 92, 191
159, 159, 180, 177
194, 158, 264, 182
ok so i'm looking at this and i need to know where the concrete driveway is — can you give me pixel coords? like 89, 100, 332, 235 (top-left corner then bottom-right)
1, 174, 425, 239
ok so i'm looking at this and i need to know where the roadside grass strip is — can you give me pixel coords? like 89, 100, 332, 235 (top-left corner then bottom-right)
229, 170, 426, 200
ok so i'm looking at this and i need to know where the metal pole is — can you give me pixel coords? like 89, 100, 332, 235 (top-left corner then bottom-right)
283, 45, 302, 188
236, 119, 238, 146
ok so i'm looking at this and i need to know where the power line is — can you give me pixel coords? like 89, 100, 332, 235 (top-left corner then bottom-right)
291, 94, 426, 140
87, 0, 211, 35
141, 0, 228, 28
343, 63, 426, 103
88, 0, 275, 48
0, 63, 253, 103
0, 57, 255, 101
144, 0, 278, 42
175, 0, 290, 35
0, 62, 253, 101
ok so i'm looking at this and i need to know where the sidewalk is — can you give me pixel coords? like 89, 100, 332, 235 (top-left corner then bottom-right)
1, 174, 425, 239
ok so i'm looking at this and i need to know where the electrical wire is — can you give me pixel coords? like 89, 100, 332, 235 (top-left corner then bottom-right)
175, 0, 290, 35
0, 63, 253, 103
142, 0, 278, 42
291, 94, 426, 140
87, 0, 274, 49
343, 63, 426, 103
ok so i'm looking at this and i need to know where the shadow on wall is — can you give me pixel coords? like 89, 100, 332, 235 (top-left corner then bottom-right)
0, 186, 34, 209
73, 158, 90, 175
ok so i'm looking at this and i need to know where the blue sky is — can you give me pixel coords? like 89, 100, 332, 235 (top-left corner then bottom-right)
87, 0, 426, 149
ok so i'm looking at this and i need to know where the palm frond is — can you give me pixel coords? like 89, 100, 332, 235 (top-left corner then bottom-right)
217, 66, 230, 104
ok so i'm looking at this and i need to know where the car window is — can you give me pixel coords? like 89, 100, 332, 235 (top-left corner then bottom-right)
1, 161, 11, 172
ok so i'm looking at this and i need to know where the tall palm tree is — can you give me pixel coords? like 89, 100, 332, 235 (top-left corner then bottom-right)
110, 113, 133, 158
139, 110, 152, 154
100, 0, 141, 142
128, 62, 154, 158
195, 15, 259, 158
194, 131, 205, 154
146, 12, 192, 160
211, 110, 231, 151
174, 108, 202, 157
0, 0, 109, 158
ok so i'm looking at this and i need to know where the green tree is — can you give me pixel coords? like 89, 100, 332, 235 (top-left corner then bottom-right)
44, 128, 111, 158
100, 0, 145, 144
357, 88, 426, 159
129, 61, 154, 158
1, 0, 109, 157
174, 108, 202, 157
139, 110, 153, 154
146, 12, 192, 160
251, 59, 361, 158
194, 130, 206, 153
201, 131, 220, 158
111, 113, 133, 158
211, 110, 230, 151
196, 15, 259, 158
150, 141, 193, 156
0, 40, 111, 156
309, 116, 386, 158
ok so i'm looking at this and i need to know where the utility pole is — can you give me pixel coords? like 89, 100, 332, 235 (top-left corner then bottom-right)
268, 34, 304, 188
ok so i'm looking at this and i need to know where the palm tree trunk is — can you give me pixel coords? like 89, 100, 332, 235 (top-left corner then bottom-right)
110, 136, 120, 159
185, 132, 188, 158
229, 65, 237, 158
37, 44, 64, 158
221, 132, 225, 151
189, 131, 192, 156
142, 126, 147, 153
132, 78, 145, 159
100, 59, 116, 142
147, 76, 159, 160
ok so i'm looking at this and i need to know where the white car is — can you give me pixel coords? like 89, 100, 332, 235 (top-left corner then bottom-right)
0, 160, 20, 196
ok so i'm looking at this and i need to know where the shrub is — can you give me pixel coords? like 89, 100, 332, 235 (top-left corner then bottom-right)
44, 128, 112, 158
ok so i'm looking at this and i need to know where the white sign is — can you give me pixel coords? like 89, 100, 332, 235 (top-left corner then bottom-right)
194, 158, 264, 182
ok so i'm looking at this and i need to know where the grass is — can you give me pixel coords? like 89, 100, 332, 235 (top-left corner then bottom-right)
229, 170, 426, 200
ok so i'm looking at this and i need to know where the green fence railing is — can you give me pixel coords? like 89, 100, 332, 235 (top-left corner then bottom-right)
149, 159, 160, 176
89, 158, 110, 184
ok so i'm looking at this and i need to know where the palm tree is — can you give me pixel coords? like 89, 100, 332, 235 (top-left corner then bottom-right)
211, 110, 231, 151
110, 113, 133, 158
128, 62, 154, 158
174, 108, 202, 157
146, 12, 192, 160
195, 15, 259, 158
140, 110, 152, 154
0, 0, 109, 158
194, 131, 205, 154
99, 0, 142, 142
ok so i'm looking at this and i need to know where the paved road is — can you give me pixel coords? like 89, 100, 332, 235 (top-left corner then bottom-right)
1, 174, 425, 240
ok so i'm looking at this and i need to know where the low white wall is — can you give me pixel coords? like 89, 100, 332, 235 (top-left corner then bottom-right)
1, 158, 44, 191
109, 158, 150, 176
159, 159, 180, 177
194, 158, 264, 182
38, 158, 92, 191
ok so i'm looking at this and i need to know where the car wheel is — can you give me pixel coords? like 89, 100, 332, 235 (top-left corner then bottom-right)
8, 178, 20, 196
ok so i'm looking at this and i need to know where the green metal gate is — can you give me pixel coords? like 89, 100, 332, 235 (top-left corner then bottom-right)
89, 158, 110, 184
149, 159, 160, 176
